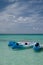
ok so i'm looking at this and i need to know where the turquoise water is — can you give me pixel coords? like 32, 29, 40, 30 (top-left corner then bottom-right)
0, 34, 43, 43
0, 34, 43, 65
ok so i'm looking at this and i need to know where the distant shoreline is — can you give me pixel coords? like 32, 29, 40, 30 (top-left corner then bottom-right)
0, 34, 43, 35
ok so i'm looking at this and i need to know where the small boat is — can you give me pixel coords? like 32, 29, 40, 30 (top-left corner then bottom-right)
8, 41, 43, 51
33, 42, 43, 51
8, 41, 36, 49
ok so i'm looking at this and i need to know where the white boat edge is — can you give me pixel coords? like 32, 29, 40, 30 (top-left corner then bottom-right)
17, 42, 43, 48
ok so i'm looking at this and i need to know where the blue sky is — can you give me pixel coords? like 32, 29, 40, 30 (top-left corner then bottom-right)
0, 0, 43, 34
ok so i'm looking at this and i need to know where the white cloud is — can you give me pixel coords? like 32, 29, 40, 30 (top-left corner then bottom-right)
0, 0, 43, 33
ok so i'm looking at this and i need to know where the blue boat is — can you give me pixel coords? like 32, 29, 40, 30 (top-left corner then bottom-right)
8, 41, 43, 50
8, 41, 35, 49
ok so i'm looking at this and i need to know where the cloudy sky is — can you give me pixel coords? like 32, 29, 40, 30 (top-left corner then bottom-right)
0, 0, 43, 34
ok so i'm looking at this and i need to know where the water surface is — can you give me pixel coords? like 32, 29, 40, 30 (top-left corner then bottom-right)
0, 34, 43, 65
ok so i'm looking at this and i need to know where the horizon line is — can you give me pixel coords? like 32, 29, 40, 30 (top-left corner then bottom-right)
0, 33, 43, 35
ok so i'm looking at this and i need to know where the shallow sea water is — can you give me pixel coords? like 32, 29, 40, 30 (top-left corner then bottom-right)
0, 34, 43, 65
